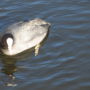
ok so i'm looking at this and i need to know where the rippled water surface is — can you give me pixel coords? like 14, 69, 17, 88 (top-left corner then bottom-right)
0, 0, 90, 90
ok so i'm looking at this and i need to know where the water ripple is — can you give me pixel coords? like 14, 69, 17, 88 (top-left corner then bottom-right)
0, 0, 90, 89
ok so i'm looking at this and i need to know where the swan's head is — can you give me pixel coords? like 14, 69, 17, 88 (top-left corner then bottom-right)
1, 33, 14, 54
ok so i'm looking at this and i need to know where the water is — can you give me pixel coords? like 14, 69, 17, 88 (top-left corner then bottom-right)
0, 0, 90, 90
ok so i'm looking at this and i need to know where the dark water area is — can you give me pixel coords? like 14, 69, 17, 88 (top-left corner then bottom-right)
0, 0, 90, 90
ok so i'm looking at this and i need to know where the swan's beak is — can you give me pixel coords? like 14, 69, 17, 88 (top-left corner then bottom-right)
6, 38, 13, 54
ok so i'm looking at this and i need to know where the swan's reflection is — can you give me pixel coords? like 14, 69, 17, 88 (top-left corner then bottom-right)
2, 57, 17, 77
0, 48, 34, 86
1, 56, 18, 86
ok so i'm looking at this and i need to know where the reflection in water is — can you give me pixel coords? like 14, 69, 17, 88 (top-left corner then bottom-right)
1, 56, 18, 86
1, 57, 17, 76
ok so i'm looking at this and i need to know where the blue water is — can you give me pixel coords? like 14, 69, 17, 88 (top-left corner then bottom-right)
0, 0, 90, 90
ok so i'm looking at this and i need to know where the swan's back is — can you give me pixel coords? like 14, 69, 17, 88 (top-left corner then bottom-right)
0, 18, 50, 55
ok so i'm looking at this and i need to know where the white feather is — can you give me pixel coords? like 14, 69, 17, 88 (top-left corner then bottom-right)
1, 18, 50, 55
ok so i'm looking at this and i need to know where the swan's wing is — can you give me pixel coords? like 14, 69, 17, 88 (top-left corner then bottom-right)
4, 19, 50, 45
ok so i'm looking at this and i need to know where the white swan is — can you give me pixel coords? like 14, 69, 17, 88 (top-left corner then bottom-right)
0, 18, 50, 56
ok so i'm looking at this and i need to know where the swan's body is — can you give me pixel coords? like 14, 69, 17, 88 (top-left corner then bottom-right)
0, 18, 50, 56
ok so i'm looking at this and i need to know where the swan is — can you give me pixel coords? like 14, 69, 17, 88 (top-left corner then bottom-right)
0, 18, 50, 56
